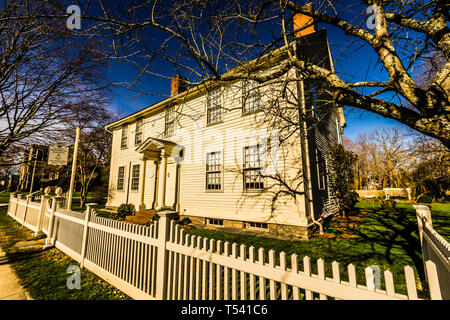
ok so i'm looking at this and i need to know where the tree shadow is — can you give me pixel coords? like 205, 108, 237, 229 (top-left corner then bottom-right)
346, 207, 426, 283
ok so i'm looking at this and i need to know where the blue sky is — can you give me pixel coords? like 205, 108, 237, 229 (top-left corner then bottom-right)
104, 1, 413, 142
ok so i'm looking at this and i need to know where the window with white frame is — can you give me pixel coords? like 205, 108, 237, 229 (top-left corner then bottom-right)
120, 125, 128, 149
135, 118, 143, 145
316, 149, 326, 190
207, 88, 222, 125
164, 106, 175, 137
206, 151, 222, 190
131, 164, 140, 191
243, 145, 264, 190
207, 218, 224, 226
242, 80, 261, 114
117, 166, 125, 191
247, 221, 268, 229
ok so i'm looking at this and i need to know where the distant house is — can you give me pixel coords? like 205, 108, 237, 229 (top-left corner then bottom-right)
105, 14, 346, 240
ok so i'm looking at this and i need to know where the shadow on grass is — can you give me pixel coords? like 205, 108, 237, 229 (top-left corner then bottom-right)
352, 208, 425, 281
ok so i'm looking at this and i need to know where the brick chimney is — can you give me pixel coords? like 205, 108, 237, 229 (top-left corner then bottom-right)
170, 75, 187, 96
293, 3, 316, 38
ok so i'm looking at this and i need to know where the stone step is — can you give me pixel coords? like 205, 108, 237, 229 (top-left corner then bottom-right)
125, 215, 155, 225
135, 209, 156, 217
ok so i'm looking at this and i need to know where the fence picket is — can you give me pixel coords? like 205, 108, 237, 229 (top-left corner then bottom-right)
240, 244, 247, 300
425, 260, 443, 300
249, 246, 256, 300
216, 240, 222, 300
195, 237, 202, 300
183, 234, 190, 299
404, 266, 418, 300
258, 248, 266, 300
268, 250, 276, 300
303, 256, 313, 300
291, 254, 300, 300
384, 270, 395, 297
202, 238, 208, 300
317, 258, 327, 300
189, 235, 196, 300
224, 242, 230, 300
279, 252, 288, 300
365, 267, 376, 291
231, 243, 238, 300
348, 264, 357, 287
209, 239, 215, 300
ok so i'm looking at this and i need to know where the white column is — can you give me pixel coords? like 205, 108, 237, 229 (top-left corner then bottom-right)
153, 161, 159, 209
157, 149, 168, 210
138, 158, 147, 211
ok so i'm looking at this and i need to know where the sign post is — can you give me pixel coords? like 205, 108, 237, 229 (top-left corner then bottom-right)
67, 127, 80, 210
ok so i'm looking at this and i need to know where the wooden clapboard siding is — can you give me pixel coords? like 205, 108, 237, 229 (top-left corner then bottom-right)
106, 79, 309, 227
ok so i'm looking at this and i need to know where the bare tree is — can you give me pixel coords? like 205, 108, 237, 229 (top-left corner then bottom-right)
56, 102, 117, 208
0, 0, 109, 158
41, 0, 446, 148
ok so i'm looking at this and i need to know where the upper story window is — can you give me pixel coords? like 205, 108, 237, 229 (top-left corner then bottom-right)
207, 88, 222, 125
131, 164, 140, 191
120, 125, 128, 149
316, 149, 326, 190
117, 166, 125, 191
242, 80, 261, 114
164, 106, 175, 137
243, 145, 264, 190
135, 118, 144, 145
206, 151, 222, 190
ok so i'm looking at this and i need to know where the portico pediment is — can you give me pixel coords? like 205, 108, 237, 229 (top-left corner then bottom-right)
136, 137, 183, 160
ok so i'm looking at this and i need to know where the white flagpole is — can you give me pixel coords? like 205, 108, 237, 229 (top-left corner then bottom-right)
67, 127, 80, 210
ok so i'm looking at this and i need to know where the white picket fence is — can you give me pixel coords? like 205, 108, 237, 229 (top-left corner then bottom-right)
414, 205, 449, 299
6, 193, 444, 300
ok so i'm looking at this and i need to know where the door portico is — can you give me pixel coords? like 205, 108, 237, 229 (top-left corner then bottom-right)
135, 137, 183, 211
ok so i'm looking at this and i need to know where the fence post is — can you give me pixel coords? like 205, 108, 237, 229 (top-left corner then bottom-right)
80, 203, 97, 268
44, 196, 62, 247
35, 194, 51, 236
154, 210, 177, 300
22, 194, 32, 226
413, 205, 431, 245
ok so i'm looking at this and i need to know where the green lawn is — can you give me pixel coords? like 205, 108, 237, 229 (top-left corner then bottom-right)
0, 206, 130, 300
183, 200, 450, 297
0, 192, 11, 203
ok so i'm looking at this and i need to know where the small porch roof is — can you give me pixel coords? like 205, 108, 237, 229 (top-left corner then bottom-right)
135, 137, 183, 160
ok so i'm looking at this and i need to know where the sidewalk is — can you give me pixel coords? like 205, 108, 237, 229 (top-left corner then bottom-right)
0, 249, 32, 300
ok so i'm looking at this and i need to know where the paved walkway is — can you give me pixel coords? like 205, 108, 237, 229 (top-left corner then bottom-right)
0, 249, 32, 300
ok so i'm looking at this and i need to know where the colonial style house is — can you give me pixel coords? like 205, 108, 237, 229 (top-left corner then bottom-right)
105, 14, 346, 240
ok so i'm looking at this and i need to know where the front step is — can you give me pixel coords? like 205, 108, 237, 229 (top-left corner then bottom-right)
135, 209, 156, 217
125, 209, 157, 225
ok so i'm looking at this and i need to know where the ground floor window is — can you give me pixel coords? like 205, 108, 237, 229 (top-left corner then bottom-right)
117, 166, 125, 191
247, 222, 268, 229
131, 164, 140, 191
206, 151, 222, 190
243, 145, 264, 190
207, 218, 224, 226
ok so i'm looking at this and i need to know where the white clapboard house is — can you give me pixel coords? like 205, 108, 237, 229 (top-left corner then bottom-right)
105, 14, 346, 240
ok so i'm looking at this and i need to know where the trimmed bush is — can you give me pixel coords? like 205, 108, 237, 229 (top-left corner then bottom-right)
117, 203, 135, 218
417, 194, 432, 203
